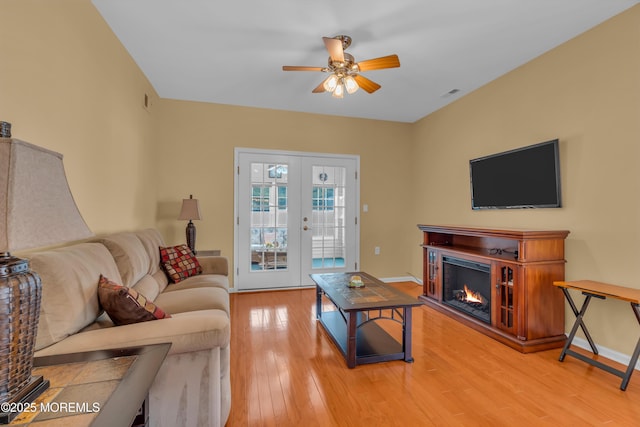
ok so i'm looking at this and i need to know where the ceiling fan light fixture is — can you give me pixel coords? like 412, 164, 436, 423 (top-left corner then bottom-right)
323, 74, 339, 92
332, 82, 344, 98
343, 75, 359, 94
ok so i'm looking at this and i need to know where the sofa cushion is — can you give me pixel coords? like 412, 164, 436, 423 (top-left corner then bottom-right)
95, 232, 149, 287
134, 228, 165, 275
98, 275, 171, 325
160, 245, 202, 283
132, 274, 162, 302
151, 269, 170, 294
154, 287, 230, 315
34, 309, 231, 357
29, 243, 123, 351
161, 273, 229, 292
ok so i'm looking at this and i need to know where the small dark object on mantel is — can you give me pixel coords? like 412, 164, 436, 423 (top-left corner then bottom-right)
0, 121, 11, 138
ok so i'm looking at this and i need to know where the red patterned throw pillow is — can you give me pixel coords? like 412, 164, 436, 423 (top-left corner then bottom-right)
97, 275, 171, 325
159, 244, 202, 283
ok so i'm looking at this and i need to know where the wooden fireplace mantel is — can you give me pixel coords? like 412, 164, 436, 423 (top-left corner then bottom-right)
418, 224, 570, 353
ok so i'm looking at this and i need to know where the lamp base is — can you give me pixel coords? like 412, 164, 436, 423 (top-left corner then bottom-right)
186, 220, 197, 255
0, 375, 50, 424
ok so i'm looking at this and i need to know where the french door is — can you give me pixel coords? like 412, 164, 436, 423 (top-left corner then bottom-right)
235, 149, 359, 290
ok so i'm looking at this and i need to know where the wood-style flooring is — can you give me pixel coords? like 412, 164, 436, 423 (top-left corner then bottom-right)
228, 282, 640, 426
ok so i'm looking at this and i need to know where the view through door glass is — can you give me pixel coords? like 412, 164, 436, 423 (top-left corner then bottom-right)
250, 163, 289, 272
309, 165, 347, 269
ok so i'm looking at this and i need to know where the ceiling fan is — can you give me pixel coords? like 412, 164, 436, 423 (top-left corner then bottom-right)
282, 35, 400, 98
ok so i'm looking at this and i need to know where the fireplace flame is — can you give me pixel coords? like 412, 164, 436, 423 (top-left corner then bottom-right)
463, 284, 486, 304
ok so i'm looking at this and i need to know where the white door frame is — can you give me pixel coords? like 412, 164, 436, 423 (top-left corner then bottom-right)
234, 147, 360, 291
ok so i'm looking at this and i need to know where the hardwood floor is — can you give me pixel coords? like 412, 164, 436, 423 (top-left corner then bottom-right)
228, 282, 640, 426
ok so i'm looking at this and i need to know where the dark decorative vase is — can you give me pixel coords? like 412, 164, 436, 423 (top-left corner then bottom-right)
186, 221, 197, 255
0, 122, 11, 138
0, 254, 50, 423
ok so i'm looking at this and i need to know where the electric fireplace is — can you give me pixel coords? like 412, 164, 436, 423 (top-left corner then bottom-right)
418, 225, 570, 353
442, 256, 491, 324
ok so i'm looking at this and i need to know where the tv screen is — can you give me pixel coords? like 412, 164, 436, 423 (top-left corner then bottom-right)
470, 139, 561, 209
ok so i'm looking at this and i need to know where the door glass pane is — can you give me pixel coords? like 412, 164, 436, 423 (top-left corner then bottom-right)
250, 163, 288, 271
311, 166, 346, 269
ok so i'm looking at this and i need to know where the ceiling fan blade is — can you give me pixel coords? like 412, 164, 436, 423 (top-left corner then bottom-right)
283, 66, 324, 72
312, 81, 327, 93
323, 37, 344, 62
353, 74, 381, 93
356, 54, 400, 72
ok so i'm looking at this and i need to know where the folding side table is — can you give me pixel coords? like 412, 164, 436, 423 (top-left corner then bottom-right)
554, 280, 640, 391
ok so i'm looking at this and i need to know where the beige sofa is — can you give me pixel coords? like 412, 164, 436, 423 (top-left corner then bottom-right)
28, 228, 230, 427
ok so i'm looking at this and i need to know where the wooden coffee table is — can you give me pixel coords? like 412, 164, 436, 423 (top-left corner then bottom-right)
311, 272, 423, 368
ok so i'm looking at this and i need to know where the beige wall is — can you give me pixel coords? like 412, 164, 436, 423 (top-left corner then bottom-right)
0, 0, 159, 234
153, 100, 415, 281
3, 0, 640, 357
410, 6, 640, 355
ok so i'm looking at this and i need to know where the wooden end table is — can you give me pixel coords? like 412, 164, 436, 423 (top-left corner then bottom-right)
4, 343, 170, 426
554, 280, 640, 390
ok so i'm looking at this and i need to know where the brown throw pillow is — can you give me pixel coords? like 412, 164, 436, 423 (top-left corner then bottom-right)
159, 244, 202, 283
97, 275, 171, 325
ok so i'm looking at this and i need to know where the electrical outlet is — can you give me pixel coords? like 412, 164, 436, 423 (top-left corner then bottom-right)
374, 246, 380, 255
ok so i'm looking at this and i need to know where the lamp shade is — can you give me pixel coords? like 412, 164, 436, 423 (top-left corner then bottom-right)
0, 138, 93, 253
177, 196, 201, 221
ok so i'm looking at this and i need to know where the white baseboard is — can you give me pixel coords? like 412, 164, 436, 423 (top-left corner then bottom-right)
380, 275, 423, 284
230, 285, 315, 293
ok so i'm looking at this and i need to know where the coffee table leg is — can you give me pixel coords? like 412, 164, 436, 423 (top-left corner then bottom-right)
316, 285, 322, 320
403, 307, 414, 363
347, 311, 357, 368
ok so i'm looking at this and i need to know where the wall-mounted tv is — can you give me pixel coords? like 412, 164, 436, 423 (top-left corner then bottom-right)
470, 139, 561, 210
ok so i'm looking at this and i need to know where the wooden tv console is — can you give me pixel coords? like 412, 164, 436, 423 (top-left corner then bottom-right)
418, 225, 570, 353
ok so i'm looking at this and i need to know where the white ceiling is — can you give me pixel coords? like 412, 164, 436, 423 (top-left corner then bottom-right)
92, 0, 638, 123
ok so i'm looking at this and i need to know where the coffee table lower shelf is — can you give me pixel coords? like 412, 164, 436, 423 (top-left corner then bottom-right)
319, 310, 407, 367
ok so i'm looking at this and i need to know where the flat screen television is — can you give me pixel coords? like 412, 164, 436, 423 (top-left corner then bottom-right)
469, 139, 561, 209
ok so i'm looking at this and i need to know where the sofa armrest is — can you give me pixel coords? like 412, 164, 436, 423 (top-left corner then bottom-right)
198, 256, 228, 276
34, 309, 230, 357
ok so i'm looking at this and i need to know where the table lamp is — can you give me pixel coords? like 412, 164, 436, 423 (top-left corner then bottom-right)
177, 194, 201, 254
0, 137, 93, 422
